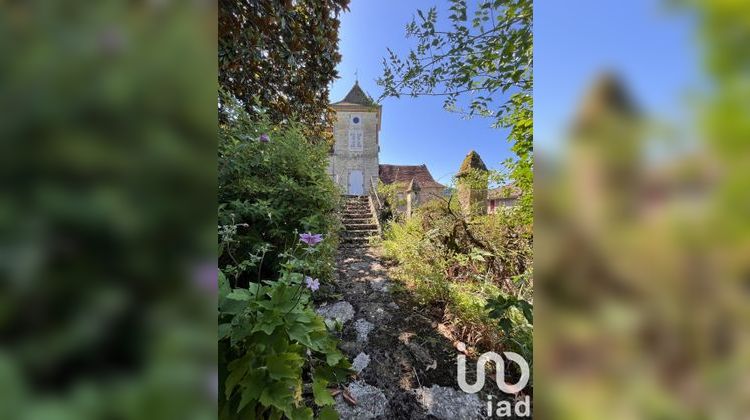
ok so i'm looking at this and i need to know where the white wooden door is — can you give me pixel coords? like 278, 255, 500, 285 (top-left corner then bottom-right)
348, 170, 364, 195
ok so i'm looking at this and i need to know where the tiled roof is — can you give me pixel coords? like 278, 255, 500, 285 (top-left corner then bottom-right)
331, 82, 376, 107
488, 184, 522, 200
379, 164, 445, 190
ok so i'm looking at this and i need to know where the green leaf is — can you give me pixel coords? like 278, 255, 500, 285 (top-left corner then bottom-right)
318, 406, 339, 420
219, 270, 231, 298
287, 322, 313, 347
290, 407, 314, 420
259, 380, 296, 412
312, 378, 335, 406
267, 353, 302, 380
499, 317, 513, 336
225, 360, 249, 399
227, 289, 253, 301
325, 349, 343, 366
253, 310, 285, 335
218, 323, 232, 339
517, 300, 533, 324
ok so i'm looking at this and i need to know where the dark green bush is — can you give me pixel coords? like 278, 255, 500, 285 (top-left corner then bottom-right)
218, 94, 349, 419
218, 95, 342, 286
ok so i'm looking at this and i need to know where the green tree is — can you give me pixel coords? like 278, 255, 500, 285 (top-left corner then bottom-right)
378, 0, 532, 215
219, 0, 350, 142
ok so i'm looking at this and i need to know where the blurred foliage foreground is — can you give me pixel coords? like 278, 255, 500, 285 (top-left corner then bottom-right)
0, 2, 217, 420
535, 1, 750, 418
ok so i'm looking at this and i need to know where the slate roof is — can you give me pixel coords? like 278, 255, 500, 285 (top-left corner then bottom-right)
331, 81, 377, 107
379, 164, 445, 190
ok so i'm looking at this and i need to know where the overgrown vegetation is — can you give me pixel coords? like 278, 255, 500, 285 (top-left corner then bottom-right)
381, 196, 533, 363
218, 95, 350, 419
374, 180, 407, 223
218, 0, 352, 416
378, 0, 534, 371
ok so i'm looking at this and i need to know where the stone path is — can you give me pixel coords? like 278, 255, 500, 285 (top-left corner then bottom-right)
315, 196, 499, 419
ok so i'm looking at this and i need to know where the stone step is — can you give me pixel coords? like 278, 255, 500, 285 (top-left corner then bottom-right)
343, 213, 372, 218
341, 237, 371, 246
343, 223, 377, 230
344, 217, 373, 223
343, 230, 377, 239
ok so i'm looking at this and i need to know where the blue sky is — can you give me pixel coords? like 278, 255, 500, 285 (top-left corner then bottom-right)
535, 0, 702, 154
329, 0, 513, 186
331, 0, 702, 180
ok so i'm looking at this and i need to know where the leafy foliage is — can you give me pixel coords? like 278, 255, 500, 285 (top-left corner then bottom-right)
486, 290, 532, 335
218, 93, 350, 419
378, 0, 533, 214
218, 0, 350, 142
219, 92, 342, 286
375, 180, 407, 222
219, 268, 350, 419
0, 2, 216, 418
381, 196, 532, 360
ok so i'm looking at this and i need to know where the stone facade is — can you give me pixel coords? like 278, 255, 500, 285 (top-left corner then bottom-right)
487, 184, 521, 213
329, 82, 446, 202
328, 82, 381, 195
378, 164, 446, 204
328, 109, 380, 195
456, 150, 489, 217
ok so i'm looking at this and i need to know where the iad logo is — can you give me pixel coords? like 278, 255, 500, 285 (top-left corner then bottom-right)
457, 352, 530, 417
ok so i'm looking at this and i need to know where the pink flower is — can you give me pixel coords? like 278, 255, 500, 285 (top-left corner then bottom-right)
305, 276, 320, 292
299, 232, 323, 246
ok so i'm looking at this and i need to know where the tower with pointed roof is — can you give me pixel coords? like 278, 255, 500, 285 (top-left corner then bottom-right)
329, 81, 382, 195
456, 150, 489, 217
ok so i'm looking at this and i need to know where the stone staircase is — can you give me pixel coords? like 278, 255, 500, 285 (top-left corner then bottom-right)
341, 195, 378, 247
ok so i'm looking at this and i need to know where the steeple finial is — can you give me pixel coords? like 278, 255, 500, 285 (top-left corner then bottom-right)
354, 69, 359, 83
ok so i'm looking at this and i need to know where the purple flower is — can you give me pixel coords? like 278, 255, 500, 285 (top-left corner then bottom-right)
259, 133, 270, 143
305, 276, 320, 292
299, 232, 323, 246
192, 263, 217, 292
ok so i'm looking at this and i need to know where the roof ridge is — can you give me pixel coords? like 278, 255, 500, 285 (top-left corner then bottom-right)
333, 82, 375, 106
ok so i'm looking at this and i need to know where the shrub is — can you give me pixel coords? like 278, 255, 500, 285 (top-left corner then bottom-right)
381, 195, 532, 361
218, 94, 350, 419
218, 248, 350, 419
218, 93, 342, 286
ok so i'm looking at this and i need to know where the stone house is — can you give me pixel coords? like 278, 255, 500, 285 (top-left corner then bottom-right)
487, 184, 521, 213
328, 82, 445, 201
378, 164, 446, 204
